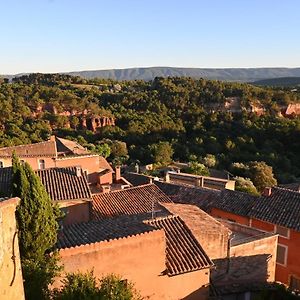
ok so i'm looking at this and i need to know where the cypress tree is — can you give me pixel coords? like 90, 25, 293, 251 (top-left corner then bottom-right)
11, 153, 62, 299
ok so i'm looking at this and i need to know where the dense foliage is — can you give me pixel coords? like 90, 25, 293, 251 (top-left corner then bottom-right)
1, 74, 300, 184
12, 154, 62, 299
53, 271, 141, 300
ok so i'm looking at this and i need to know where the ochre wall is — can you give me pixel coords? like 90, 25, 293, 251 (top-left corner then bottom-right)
211, 208, 250, 226
0, 198, 25, 300
0, 156, 55, 169
251, 218, 300, 285
57, 230, 210, 300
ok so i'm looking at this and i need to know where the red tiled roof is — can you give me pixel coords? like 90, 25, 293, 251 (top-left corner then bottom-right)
55, 137, 90, 155
0, 140, 56, 158
57, 214, 157, 249
99, 156, 113, 172
250, 187, 300, 231
145, 215, 213, 275
92, 184, 172, 220
155, 181, 220, 212
57, 212, 213, 275
37, 166, 92, 201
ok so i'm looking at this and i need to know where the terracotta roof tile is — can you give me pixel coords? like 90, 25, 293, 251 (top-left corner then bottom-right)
0, 167, 12, 197
57, 212, 213, 275
0, 140, 56, 158
92, 184, 172, 220
215, 189, 258, 217
57, 214, 157, 249
145, 215, 213, 275
55, 137, 89, 155
0, 166, 92, 201
37, 167, 92, 201
279, 182, 300, 192
250, 187, 300, 231
155, 181, 220, 212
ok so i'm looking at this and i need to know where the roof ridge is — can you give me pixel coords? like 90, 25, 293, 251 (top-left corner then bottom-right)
272, 186, 300, 195
0, 140, 53, 150
58, 227, 160, 251
93, 183, 155, 196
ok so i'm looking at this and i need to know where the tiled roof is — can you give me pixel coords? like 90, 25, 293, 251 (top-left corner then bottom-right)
146, 215, 213, 275
155, 181, 220, 212
0, 166, 92, 201
0, 167, 12, 197
215, 189, 258, 217
123, 172, 153, 186
92, 184, 172, 220
57, 212, 213, 275
37, 167, 92, 201
57, 214, 157, 249
0, 140, 56, 158
279, 182, 300, 192
55, 137, 89, 155
250, 187, 300, 231
99, 156, 113, 172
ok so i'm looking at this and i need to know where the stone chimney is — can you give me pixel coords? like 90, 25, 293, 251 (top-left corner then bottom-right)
115, 166, 121, 182
75, 166, 81, 177
263, 187, 272, 197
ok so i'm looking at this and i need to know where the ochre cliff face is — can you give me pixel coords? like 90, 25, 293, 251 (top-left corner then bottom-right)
32, 104, 115, 131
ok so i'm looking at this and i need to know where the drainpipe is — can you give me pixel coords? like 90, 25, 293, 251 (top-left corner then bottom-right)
226, 235, 233, 274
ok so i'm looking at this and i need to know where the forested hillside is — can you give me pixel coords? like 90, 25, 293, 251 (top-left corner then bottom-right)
0, 74, 300, 183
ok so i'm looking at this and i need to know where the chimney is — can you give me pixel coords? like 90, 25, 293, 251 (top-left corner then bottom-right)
75, 166, 81, 177
49, 135, 56, 141
263, 187, 272, 197
115, 166, 121, 182
165, 172, 170, 183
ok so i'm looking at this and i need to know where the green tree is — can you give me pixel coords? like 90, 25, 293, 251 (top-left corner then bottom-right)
184, 161, 210, 176
53, 272, 142, 300
234, 176, 259, 195
53, 271, 99, 300
202, 154, 217, 168
150, 141, 174, 165
99, 274, 142, 300
11, 153, 62, 299
248, 161, 277, 193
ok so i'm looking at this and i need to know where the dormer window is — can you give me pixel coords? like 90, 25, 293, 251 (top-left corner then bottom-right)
38, 159, 45, 170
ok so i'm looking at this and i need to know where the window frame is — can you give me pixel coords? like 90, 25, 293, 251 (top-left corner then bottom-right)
38, 159, 46, 170
275, 225, 290, 239
276, 243, 288, 266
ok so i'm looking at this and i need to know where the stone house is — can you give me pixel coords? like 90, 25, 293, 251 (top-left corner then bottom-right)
0, 166, 92, 226
155, 181, 300, 291
0, 136, 114, 185
56, 211, 213, 300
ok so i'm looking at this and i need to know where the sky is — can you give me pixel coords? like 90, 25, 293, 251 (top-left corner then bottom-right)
1, 0, 300, 74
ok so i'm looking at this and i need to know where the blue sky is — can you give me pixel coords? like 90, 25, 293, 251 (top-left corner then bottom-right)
1, 0, 300, 74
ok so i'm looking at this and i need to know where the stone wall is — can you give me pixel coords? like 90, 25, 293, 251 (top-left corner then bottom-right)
0, 198, 25, 300
212, 234, 278, 290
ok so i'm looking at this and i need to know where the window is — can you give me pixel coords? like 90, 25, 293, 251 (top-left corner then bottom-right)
277, 244, 288, 266
290, 275, 300, 292
0, 161, 3, 168
275, 225, 290, 238
38, 159, 45, 170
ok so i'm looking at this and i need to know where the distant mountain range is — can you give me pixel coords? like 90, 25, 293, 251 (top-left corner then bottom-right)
2, 67, 300, 82
252, 77, 300, 87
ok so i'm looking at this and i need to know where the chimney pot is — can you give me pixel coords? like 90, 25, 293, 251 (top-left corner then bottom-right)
263, 187, 272, 196
115, 166, 121, 182
75, 166, 81, 177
